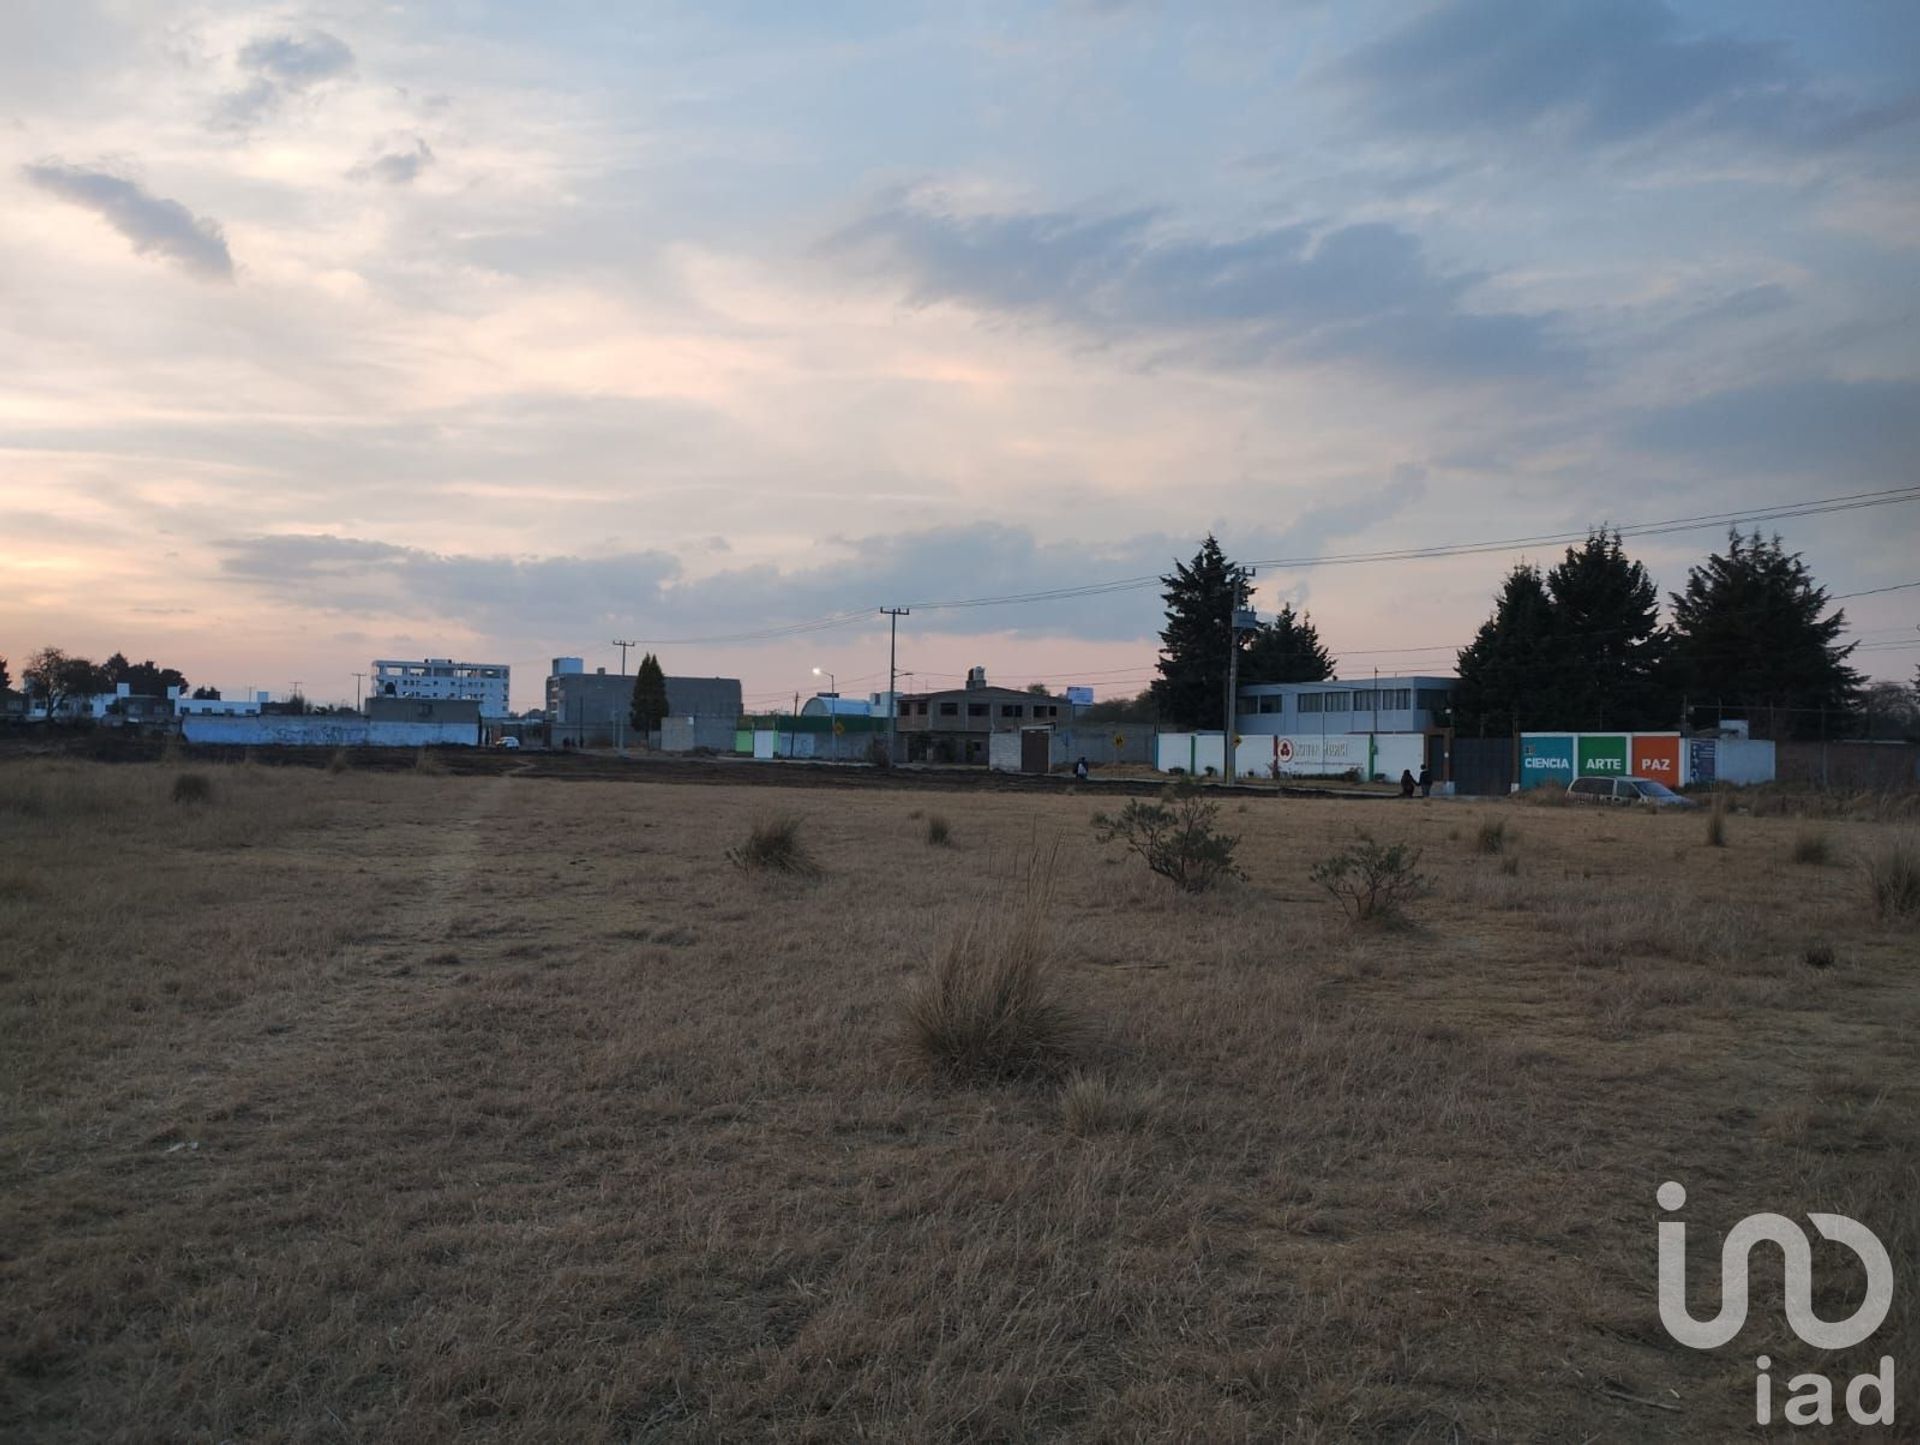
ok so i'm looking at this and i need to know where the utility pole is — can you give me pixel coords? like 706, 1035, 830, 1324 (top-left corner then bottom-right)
612, 639, 636, 675
882, 607, 910, 763
1223, 571, 1254, 780
351, 672, 366, 712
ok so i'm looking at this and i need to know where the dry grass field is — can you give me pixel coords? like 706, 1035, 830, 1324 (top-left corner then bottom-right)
2, 757, 1916, 1441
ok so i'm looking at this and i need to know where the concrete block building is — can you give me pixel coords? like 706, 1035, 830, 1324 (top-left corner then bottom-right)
371, 658, 511, 718
545, 657, 741, 749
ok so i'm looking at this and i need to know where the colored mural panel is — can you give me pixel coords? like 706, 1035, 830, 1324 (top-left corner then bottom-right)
1632, 734, 1682, 783
1519, 734, 1575, 789
1688, 737, 1717, 785
1577, 734, 1629, 776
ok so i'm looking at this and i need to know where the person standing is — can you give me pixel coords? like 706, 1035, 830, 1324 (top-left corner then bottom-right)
1399, 768, 1416, 798
1073, 756, 1089, 782
1417, 763, 1433, 798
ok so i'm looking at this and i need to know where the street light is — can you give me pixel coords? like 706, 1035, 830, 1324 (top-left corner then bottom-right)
812, 666, 835, 697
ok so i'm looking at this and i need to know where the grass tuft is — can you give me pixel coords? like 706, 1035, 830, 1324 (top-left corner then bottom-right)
1474, 816, 1509, 855
1863, 833, 1920, 920
1060, 1070, 1160, 1137
1802, 941, 1838, 970
1790, 827, 1830, 865
170, 773, 214, 806
414, 747, 446, 775
925, 814, 952, 847
901, 852, 1085, 1080
726, 814, 822, 877
326, 748, 351, 775
1704, 791, 1728, 848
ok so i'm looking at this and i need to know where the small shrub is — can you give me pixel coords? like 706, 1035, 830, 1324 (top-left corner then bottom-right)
1704, 791, 1728, 848
1864, 834, 1920, 920
1802, 942, 1837, 970
1790, 827, 1830, 865
1061, 1071, 1160, 1137
1091, 781, 1242, 893
1474, 817, 1509, 855
171, 772, 214, 806
901, 862, 1084, 1080
926, 814, 952, 847
1310, 835, 1429, 925
726, 814, 821, 877
326, 748, 351, 775
415, 747, 446, 775
1499, 853, 1520, 877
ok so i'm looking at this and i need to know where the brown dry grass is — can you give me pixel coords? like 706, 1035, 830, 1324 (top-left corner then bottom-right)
2, 758, 1916, 1441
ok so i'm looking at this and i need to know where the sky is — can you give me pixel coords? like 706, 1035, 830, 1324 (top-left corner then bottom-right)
2, 0, 1917, 712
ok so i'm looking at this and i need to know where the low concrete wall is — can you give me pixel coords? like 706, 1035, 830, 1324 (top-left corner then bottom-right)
182, 716, 478, 747
988, 732, 1023, 773
1775, 739, 1914, 788
659, 716, 738, 753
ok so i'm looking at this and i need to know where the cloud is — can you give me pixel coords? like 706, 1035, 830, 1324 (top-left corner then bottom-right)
1326, 0, 1917, 152
214, 491, 1424, 645
20, 162, 234, 280
350, 138, 435, 186
831, 195, 1573, 380
217, 30, 354, 129
1629, 376, 1920, 480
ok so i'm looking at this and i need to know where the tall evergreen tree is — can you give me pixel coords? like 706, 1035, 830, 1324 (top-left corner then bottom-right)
1451, 564, 1558, 733
1667, 530, 1861, 739
629, 653, 670, 734
1241, 603, 1334, 684
1149, 535, 1251, 729
1544, 529, 1671, 730
0, 655, 9, 694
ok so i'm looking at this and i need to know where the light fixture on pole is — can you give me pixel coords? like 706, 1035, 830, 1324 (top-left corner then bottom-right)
812, 666, 835, 697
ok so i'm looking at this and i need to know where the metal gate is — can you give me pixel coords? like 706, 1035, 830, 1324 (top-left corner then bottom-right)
1451, 736, 1513, 796
1021, 727, 1051, 774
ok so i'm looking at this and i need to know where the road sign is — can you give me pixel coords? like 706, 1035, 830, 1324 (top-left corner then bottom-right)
1277, 738, 1294, 762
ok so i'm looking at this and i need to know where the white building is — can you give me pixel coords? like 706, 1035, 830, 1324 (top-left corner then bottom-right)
175, 690, 269, 717
371, 658, 511, 717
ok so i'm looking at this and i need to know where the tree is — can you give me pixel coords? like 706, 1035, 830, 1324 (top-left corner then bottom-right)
629, 653, 670, 734
1023, 681, 1052, 696
1077, 689, 1159, 723
1668, 530, 1861, 739
0, 655, 9, 694
1241, 603, 1334, 684
1861, 680, 1918, 741
1149, 534, 1251, 729
1544, 530, 1671, 731
192, 685, 221, 700
1451, 565, 1559, 734
102, 653, 189, 697
22, 648, 104, 717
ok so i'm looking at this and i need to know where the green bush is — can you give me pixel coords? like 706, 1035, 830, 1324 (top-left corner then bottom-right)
726, 814, 822, 877
1310, 836, 1429, 925
1091, 781, 1242, 893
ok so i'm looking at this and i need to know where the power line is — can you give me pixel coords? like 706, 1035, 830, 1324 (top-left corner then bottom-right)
605, 485, 1920, 645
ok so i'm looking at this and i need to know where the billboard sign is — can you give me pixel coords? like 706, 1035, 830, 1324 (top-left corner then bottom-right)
1688, 737, 1716, 786
1519, 734, 1575, 789
1064, 685, 1094, 706
1578, 734, 1629, 776
1632, 734, 1682, 783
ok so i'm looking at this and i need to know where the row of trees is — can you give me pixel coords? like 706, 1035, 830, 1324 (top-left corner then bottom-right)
3, 648, 197, 715
1136, 529, 1885, 739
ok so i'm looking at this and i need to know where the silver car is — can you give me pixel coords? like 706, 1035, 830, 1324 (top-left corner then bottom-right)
1567, 775, 1697, 808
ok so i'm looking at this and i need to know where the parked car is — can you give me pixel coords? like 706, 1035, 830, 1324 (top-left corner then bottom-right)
495, 735, 521, 750
1567, 775, 1696, 807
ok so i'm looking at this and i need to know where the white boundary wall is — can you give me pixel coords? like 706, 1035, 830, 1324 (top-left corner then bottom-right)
1159, 731, 1427, 780
183, 716, 478, 747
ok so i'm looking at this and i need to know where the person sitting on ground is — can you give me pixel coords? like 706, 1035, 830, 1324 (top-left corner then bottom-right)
1418, 764, 1433, 798
1073, 756, 1090, 782
1399, 768, 1416, 798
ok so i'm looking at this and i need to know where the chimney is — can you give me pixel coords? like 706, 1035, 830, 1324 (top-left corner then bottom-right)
965, 666, 988, 691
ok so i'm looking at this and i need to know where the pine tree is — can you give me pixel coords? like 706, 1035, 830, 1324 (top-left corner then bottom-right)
1451, 564, 1558, 734
0, 655, 10, 695
1149, 535, 1251, 729
1241, 603, 1334, 684
1544, 530, 1671, 730
629, 653, 670, 735
1668, 530, 1861, 739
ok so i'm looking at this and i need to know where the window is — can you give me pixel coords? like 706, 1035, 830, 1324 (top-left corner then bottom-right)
939, 701, 958, 717
1259, 695, 1283, 714
1416, 689, 1452, 711
968, 703, 987, 718
1297, 693, 1324, 714
1380, 688, 1412, 710
1350, 689, 1375, 712
1001, 704, 1024, 718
